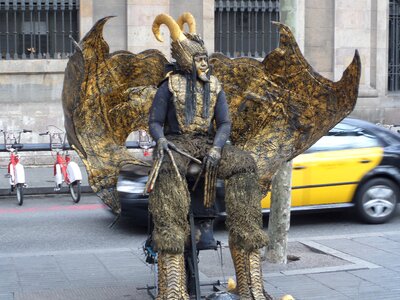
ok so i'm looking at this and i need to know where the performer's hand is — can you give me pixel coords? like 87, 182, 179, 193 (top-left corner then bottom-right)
204, 146, 221, 168
156, 137, 169, 159
203, 146, 221, 208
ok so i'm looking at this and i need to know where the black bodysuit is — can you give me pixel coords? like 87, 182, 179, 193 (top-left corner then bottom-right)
148, 80, 231, 148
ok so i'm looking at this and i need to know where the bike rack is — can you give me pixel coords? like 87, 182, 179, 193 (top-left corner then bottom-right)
0, 141, 153, 152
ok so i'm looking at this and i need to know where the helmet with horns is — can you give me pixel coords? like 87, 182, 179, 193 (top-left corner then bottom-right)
152, 12, 208, 72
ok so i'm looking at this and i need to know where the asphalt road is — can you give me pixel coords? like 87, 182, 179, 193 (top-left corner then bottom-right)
0, 194, 148, 255
1, 193, 400, 255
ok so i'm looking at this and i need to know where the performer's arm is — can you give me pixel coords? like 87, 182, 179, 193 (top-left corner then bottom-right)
148, 81, 171, 141
213, 90, 232, 148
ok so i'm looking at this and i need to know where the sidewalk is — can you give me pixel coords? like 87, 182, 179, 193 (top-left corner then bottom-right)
1, 231, 400, 299
1, 167, 400, 299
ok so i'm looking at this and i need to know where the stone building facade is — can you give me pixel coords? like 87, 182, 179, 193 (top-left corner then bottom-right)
0, 0, 398, 147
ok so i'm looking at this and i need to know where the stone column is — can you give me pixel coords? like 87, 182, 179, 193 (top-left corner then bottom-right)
375, 1, 389, 95
280, 0, 305, 52
79, 0, 94, 38
334, 0, 376, 96
304, 0, 335, 80
169, 0, 215, 53
202, 0, 215, 53
126, 0, 170, 55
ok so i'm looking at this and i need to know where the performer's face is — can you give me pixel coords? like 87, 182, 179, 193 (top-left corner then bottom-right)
194, 54, 209, 82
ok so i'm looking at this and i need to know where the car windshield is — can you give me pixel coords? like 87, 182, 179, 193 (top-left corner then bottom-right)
305, 123, 381, 153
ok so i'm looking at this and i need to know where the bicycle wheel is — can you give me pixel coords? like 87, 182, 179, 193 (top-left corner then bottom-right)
70, 181, 81, 203
16, 184, 24, 206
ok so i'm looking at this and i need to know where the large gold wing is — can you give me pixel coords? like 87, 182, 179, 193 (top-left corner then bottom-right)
62, 17, 168, 213
209, 23, 361, 191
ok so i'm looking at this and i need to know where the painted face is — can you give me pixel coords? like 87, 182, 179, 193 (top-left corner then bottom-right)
194, 54, 209, 82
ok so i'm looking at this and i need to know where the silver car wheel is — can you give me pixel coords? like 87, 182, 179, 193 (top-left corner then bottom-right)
362, 185, 396, 218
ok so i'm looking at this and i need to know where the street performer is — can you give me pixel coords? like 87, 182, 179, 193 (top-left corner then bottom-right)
147, 13, 271, 300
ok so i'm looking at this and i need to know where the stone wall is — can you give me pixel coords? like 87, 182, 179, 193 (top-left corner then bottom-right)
303, 0, 400, 124
0, 0, 399, 166
304, 0, 334, 80
93, 0, 127, 52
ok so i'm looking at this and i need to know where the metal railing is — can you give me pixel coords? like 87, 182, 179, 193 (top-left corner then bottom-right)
0, 141, 152, 152
215, 0, 280, 58
389, 0, 400, 91
0, 0, 80, 60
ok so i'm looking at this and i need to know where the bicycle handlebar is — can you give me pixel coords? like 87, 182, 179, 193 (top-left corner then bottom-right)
1, 129, 32, 147
39, 132, 49, 136
0, 129, 32, 134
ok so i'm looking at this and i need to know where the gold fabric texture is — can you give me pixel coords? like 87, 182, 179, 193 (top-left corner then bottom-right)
156, 253, 189, 300
230, 244, 273, 300
61, 17, 361, 212
209, 23, 361, 192
168, 73, 220, 133
61, 17, 167, 212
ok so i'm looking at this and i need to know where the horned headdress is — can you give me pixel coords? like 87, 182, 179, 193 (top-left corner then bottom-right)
152, 12, 207, 72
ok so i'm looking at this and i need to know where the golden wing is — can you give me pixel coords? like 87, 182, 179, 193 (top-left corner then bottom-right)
210, 23, 361, 191
62, 17, 168, 213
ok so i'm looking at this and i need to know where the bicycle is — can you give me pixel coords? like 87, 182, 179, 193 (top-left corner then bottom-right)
39, 126, 83, 203
1, 129, 32, 205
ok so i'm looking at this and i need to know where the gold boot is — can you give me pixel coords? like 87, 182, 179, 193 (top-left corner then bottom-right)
230, 245, 273, 300
156, 252, 189, 300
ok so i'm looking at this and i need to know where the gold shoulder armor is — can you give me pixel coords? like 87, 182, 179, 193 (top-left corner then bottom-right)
210, 75, 222, 94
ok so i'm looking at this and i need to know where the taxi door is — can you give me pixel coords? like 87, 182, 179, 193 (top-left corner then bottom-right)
300, 134, 383, 206
260, 155, 309, 210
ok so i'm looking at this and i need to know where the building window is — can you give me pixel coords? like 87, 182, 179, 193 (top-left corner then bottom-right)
215, 0, 280, 58
389, 0, 400, 91
0, 0, 80, 60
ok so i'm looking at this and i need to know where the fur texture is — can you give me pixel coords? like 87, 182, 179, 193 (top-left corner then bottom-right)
225, 172, 268, 251
149, 159, 190, 254
149, 135, 267, 253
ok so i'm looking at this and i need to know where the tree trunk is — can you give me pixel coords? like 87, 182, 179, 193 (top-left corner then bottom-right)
266, 160, 293, 263
265, 0, 300, 264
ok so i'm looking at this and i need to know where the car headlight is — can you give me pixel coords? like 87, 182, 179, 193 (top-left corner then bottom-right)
117, 178, 147, 194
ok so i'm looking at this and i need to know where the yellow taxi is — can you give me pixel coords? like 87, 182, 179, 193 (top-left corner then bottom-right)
119, 118, 400, 225
261, 118, 400, 224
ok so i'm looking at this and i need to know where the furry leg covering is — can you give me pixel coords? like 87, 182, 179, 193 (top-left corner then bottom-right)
224, 172, 268, 251
156, 252, 189, 300
149, 165, 190, 254
225, 172, 271, 299
148, 143, 191, 299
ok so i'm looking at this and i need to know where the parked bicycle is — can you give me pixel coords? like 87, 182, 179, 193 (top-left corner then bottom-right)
39, 126, 82, 203
1, 129, 32, 205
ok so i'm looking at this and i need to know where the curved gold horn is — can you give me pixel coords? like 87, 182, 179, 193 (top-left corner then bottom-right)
152, 13, 186, 42
177, 12, 196, 33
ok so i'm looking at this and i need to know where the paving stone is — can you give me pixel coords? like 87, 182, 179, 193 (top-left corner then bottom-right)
0, 293, 14, 300
385, 233, 400, 243
309, 271, 363, 286
317, 238, 400, 268
2, 233, 400, 299
353, 236, 400, 254
14, 285, 151, 300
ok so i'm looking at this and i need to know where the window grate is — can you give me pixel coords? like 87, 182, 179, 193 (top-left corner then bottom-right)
215, 0, 280, 58
0, 0, 80, 60
389, 0, 400, 91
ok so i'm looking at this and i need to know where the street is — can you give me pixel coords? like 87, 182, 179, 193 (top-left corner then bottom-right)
1, 193, 400, 299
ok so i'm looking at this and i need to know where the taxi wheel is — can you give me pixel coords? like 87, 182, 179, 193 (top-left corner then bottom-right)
355, 178, 399, 224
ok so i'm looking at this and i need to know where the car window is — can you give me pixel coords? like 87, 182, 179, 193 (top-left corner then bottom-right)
305, 124, 381, 153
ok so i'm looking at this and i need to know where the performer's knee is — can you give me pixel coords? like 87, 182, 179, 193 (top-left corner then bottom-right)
219, 147, 258, 178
